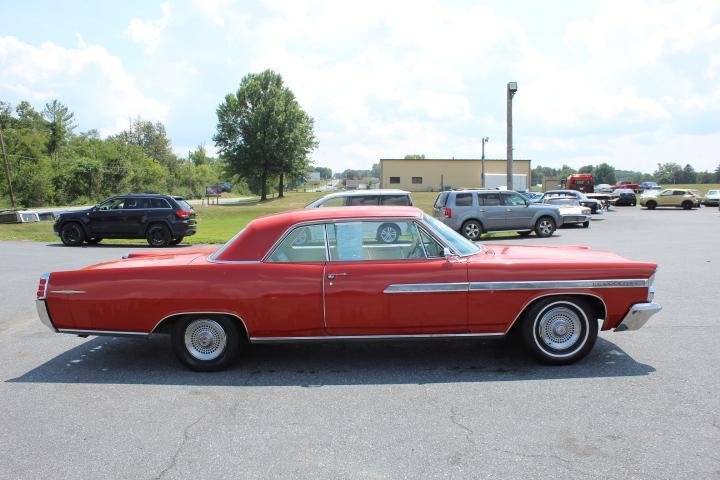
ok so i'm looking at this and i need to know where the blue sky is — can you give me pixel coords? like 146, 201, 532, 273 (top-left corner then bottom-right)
1, 0, 719, 173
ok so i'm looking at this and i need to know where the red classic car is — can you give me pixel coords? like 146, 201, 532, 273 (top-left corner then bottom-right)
36, 206, 661, 371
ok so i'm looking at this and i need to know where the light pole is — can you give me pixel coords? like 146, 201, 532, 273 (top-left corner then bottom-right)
507, 82, 517, 190
481, 137, 489, 188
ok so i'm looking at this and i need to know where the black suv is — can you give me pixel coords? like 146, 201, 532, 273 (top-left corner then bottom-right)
54, 194, 197, 247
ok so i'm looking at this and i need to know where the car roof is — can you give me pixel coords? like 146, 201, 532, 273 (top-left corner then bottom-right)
118, 193, 173, 198
214, 206, 424, 262
319, 189, 410, 198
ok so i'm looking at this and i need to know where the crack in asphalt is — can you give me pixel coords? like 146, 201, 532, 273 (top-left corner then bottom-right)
152, 413, 208, 480
449, 406, 474, 441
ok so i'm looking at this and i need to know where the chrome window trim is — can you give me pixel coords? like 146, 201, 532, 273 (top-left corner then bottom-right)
414, 222, 453, 258
49, 290, 86, 295
265, 223, 329, 264
249, 332, 504, 343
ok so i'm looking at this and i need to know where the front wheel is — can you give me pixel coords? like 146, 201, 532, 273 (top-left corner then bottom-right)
682, 201, 693, 210
520, 297, 598, 365
534, 216, 556, 238
60, 223, 85, 246
646, 200, 657, 210
376, 223, 401, 244
146, 224, 171, 247
172, 316, 241, 371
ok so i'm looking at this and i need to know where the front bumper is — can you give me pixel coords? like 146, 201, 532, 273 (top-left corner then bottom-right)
615, 302, 662, 331
562, 214, 591, 223
36, 299, 57, 332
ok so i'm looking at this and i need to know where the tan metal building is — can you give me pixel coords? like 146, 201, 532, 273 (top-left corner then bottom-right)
379, 158, 532, 192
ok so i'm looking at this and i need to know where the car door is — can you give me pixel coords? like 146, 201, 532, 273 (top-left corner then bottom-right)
657, 190, 673, 206
87, 197, 127, 235
323, 220, 468, 335
477, 192, 505, 230
122, 197, 149, 235
502, 192, 533, 229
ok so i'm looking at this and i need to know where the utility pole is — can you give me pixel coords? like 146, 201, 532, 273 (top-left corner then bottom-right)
0, 127, 16, 209
507, 82, 517, 190
481, 137, 489, 188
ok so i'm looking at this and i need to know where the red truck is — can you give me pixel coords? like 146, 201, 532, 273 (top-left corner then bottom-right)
614, 180, 641, 192
566, 174, 594, 193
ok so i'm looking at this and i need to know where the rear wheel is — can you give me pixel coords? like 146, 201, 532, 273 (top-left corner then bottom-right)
534, 216, 556, 238
646, 200, 657, 210
172, 315, 241, 371
461, 220, 482, 241
146, 224, 171, 247
520, 297, 598, 364
60, 223, 85, 246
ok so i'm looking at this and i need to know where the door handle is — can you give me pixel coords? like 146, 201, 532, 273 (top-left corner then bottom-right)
327, 273, 349, 279
506, 208, 512, 212
478, 209, 486, 212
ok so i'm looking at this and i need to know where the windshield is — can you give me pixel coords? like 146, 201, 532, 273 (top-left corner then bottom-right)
422, 214, 480, 256
547, 198, 578, 206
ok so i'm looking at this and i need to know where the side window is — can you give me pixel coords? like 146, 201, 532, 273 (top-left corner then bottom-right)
125, 198, 146, 209
454, 193, 473, 207
381, 195, 411, 206
673, 190, 685, 196
418, 227, 444, 258
389, 177, 400, 184
149, 198, 170, 208
318, 197, 345, 208
412, 177, 423, 184
327, 221, 425, 261
660, 190, 672, 196
109, 198, 127, 210
97, 198, 123, 210
347, 195, 379, 206
503, 193, 526, 206
266, 225, 327, 263
479, 193, 501, 206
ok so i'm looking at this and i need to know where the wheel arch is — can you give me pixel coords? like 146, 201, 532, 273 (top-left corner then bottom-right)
59, 219, 90, 236
152, 311, 250, 341
144, 219, 173, 235
505, 293, 607, 335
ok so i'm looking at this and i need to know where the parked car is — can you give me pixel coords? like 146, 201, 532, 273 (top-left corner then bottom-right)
305, 189, 412, 208
306, 189, 413, 243
614, 180, 641, 192
640, 181, 659, 191
53, 194, 196, 247
611, 189, 638, 206
539, 190, 603, 214
640, 189, 701, 210
596, 184, 614, 193
433, 189, 564, 240
519, 191, 543, 202
703, 189, 720, 206
542, 197, 591, 228
36, 206, 661, 371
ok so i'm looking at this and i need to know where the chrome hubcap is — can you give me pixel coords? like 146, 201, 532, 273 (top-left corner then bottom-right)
465, 224, 479, 238
380, 227, 397, 243
539, 221, 552, 235
184, 319, 227, 361
537, 306, 581, 350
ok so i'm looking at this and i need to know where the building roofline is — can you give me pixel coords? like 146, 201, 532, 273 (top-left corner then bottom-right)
379, 158, 531, 162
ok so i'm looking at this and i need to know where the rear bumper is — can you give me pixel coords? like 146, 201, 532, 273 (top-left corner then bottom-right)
615, 302, 662, 331
171, 221, 197, 237
36, 299, 57, 332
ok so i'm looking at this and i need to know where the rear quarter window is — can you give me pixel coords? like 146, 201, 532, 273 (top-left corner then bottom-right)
380, 194, 411, 206
175, 199, 193, 210
347, 196, 379, 206
454, 193, 473, 207
434, 192, 448, 208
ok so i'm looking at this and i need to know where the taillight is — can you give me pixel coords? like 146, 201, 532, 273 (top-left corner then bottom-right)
444, 207, 452, 218
37, 273, 50, 299
175, 209, 192, 219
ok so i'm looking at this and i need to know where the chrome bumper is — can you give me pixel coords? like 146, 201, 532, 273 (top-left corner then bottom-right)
615, 302, 662, 331
36, 299, 57, 332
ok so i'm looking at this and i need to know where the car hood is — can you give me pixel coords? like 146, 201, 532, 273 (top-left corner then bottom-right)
476, 244, 634, 264
84, 248, 218, 270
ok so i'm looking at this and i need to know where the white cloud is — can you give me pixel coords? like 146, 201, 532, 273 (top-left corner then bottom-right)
0, 36, 168, 135
191, 0, 234, 27
127, 2, 171, 53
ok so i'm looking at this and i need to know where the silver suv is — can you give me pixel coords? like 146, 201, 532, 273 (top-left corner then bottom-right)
433, 189, 564, 240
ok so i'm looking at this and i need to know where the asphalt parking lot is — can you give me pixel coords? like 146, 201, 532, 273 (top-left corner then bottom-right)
1, 206, 719, 479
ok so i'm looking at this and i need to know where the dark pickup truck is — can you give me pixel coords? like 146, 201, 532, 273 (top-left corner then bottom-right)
53, 194, 197, 247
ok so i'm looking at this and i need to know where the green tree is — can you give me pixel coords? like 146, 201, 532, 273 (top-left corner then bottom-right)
715, 164, 720, 183
654, 162, 682, 184
189, 145, 210, 166
370, 163, 380, 179
578, 165, 594, 174
403, 154, 425, 159
593, 163, 616, 185
113, 118, 177, 167
680, 164, 696, 183
214, 70, 317, 200
313, 166, 333, 179
42, 99, 76, 160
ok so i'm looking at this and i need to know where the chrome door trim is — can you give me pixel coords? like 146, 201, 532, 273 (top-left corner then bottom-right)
502, 292, 609, 335
249, 332, 504, 343
469, 279, 648, 290
58, 328, 149, 337
49, 290, 86, 294
151, 311, 251, 335
384, 282, 469, 293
